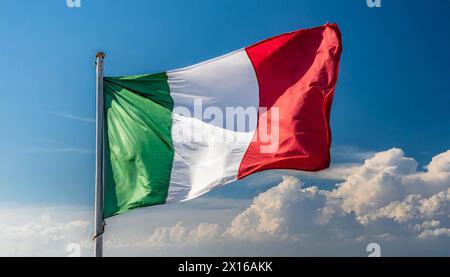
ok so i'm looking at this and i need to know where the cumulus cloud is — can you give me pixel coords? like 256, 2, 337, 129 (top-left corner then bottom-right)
145, 222, 220, 247
328, 149, 450, 238
418, 228, 450, 239
0, 206, 92, 257
105, 221, 221, 250
403, 150, 450, 196
225, 176, 330, 241
132, 148, 450, 253
330, 148, 418, 215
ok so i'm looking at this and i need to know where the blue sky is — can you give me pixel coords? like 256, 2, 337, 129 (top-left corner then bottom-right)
0, 0, 450, 257
1, 0, 449, 204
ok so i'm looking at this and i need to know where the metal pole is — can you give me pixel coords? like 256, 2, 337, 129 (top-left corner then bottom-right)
94, 52, 105, 257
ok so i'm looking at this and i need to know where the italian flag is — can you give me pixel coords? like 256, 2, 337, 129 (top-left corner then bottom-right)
103, 23, 343, 218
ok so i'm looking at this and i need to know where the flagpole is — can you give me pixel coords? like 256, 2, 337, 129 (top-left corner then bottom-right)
94, 52, 105, 257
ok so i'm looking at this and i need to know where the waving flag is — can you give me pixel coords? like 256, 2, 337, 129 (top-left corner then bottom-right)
103, 23, 343, 218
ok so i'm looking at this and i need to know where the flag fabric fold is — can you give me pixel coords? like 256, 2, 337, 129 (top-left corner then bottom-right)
103, 23, 343, 218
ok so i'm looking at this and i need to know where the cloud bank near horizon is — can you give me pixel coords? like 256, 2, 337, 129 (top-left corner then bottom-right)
1, 148, 449, 256
107, 148, 450, 255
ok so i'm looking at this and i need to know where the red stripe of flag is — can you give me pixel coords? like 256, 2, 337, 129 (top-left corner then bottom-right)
238, 23, 343, 179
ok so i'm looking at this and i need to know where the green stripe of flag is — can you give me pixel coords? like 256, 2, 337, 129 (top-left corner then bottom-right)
103, 73, 174, 218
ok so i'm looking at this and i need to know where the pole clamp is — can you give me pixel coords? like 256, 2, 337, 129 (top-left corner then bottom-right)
93, 220, 106, 241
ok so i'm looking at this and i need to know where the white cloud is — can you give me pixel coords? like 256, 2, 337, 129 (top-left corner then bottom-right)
326, 148, 450, 241
104, 221, 221, 250
128, 148, 450, 254
0, 206, 92, 257
403, 150, 450, 197
330, 148, 418, 215
418, 228, 450, 239
225, 176, 330, 241
144, 222, 221, 247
